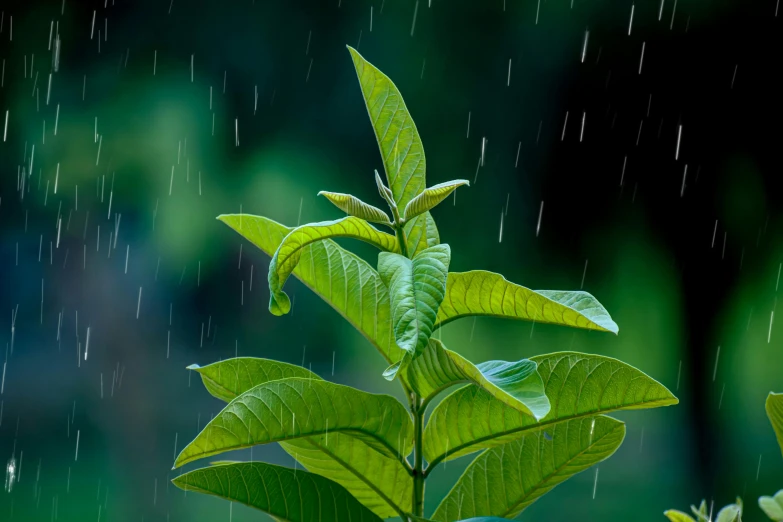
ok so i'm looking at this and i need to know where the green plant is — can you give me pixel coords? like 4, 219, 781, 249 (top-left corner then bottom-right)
171, 46, 678, 522
664, 393, 783, 522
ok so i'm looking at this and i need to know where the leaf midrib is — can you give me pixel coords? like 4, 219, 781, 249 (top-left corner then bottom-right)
427, 395, 675, 467
180, 425, 410, 471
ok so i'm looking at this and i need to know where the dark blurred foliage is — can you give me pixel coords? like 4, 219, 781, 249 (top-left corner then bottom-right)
0, 0, 782, 520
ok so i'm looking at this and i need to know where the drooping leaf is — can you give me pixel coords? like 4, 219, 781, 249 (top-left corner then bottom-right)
174, 377, 412, 468
187, 357, 318, 403
715, 499, 742, 522
383, 356, 408, 381
664, 511, 697, 522
759, 490, 783, 521
424, 351, 678, 466
431, 416, 626, 520
767, 392, 783, 458
281, 434, 412, 519
378, 245, 451, 355
433, 271, 618, 334
268, 217, 399, 315
347, 46, 438, 258
318, 191, 392, 226
172, 462, 382, 522
187, 356, 411, 519
403, 339, 549, 420
218, 214, 403, 365
403, 180, 470, 222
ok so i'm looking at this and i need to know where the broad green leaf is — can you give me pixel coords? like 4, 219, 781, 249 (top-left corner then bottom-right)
424, 351, 678, 465
404, 339, 549, 420
318, 191, 392, 226
433, 271, 618, 334
379, 245, 451, 355
767, 392, 783, 458
268, 217, 399, 315
187, 356, 411, 519
172, 462, 382, 522
715, 499, 742, 522
431, 416, 626, 520
218, 214, 403, 365
348, 46, 438, 258
759, 490, 783, 521
664, 511, 697, 522
187, 357, 318, 403
174, 377, 412, 468
403, 180, 470, 222
281, 434, 412, 519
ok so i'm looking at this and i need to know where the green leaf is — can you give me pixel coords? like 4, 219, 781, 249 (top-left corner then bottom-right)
174, 377, 412, 468
218, 214, 404, 365
187, 357, 411, 519
433, 271, 618, 334
172, 462, 382, 522
690, 500, 710, 521
424, 351, 678, 466
318, 191, 392, 226
403, 180, 470, 222
664, 511, 697, 522
431, 416, 626, 520
378, 245, 451, 355
187, 358, 318, 403
405, 213, 440, 258
404, 339, 549, 420
268, 217, 400, 315
347, 46, 438, 259
767, 392, 783, 458
759, 490, 783, 521
715, 499, 742, 522
281, 434, 412, 519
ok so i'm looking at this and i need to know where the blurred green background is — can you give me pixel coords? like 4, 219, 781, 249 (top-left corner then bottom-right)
1, 0, 782, 520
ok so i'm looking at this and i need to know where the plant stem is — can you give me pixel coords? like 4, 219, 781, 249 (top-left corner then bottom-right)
412, 396, 425, 518
395, 225, 409, 258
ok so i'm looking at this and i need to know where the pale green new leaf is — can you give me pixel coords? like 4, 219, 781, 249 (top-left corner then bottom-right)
268, 217, 399, 315
431, 416, 626, 520
281, 434, 412, 518
174, 377, 412, 468
348, 46, 438, 257
403, 339, 549, 420
318, 191, 392, 226
759, 490, 783, 521
187, 357, 317, 403
403, 179, 470, 222
424, 351, 678, 466
218, 215, 403, 365
172, 462, 382, 522
434, 271, 618, 334
379, 245, 451, 355
715, 499, 742, 522
664, 511, 697, 522
187, 356, 411, 519
692, 500, 709, 521
767, 392, 783, 458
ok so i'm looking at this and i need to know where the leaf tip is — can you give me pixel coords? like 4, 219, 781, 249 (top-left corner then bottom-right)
186, 363, 202, 371
269, 292, 291, 316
